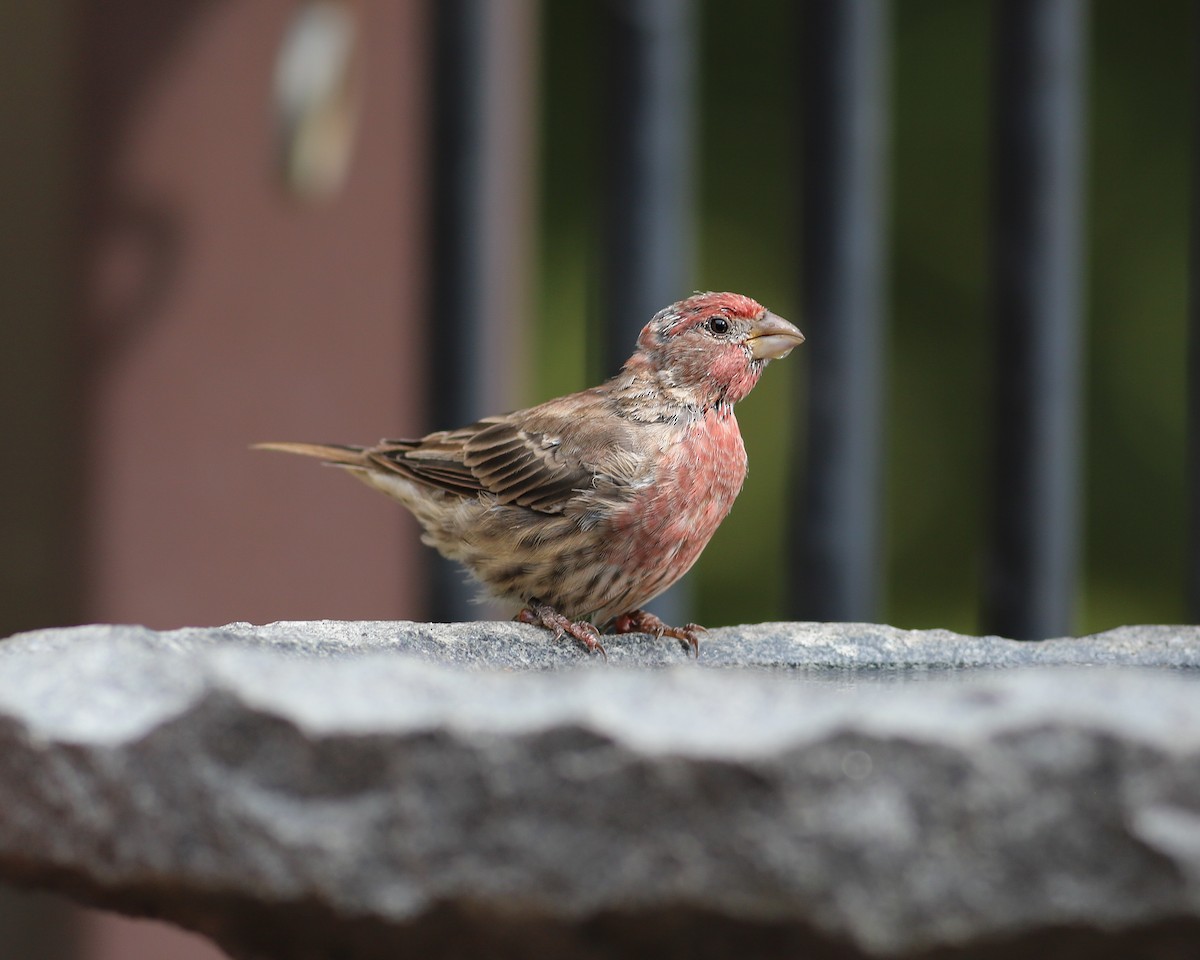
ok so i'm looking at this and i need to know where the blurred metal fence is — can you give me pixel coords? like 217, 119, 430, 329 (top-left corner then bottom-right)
431, 0, 1103, 640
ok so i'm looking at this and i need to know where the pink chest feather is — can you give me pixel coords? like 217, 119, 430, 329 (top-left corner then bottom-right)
614, 408, 747, 571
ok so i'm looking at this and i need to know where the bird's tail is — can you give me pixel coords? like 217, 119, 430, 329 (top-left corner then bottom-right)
253, 441, 369, 468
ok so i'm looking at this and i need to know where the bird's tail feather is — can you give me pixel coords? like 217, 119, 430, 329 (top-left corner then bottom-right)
253, 441, 369, 468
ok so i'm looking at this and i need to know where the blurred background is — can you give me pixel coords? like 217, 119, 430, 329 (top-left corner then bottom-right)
0, 0, 1193, 956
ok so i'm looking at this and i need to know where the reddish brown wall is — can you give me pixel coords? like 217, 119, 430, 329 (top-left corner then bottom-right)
80, 0, 430, 629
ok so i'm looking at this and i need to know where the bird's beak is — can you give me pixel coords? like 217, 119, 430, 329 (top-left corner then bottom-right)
746, 311, 805, 360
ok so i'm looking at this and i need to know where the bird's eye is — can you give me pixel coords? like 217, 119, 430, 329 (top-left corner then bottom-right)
707, 316, 730, 335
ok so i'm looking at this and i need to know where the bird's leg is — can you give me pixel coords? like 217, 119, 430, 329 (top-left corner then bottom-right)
516, 601, 607, 660
611, 609, 706, 657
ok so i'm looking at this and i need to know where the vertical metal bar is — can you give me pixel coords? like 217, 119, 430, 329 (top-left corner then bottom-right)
790, 0, 890, 622
429, 0, 535, 620
984, 0, 1087, 640
601, 0, 695, 372
1189, 14, 1200, 620
600, 0, 696, 625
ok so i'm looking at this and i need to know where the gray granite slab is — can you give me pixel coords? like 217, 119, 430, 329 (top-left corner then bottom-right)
0, 621, 1198, 959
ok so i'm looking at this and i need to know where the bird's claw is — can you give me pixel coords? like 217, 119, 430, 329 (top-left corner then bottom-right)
516, 603, 607, 660
611, 610, 706, 658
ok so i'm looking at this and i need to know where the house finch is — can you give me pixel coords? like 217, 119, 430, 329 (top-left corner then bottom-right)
257, 292, 803, 656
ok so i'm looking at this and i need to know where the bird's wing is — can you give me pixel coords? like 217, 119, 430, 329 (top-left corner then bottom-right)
366, 393, 649, 515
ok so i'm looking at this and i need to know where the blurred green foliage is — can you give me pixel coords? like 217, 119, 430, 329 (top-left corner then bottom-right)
535, 0, 1192, 634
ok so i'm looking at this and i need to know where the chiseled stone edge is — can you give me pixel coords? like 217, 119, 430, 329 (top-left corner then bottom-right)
6, 619, 1199, 670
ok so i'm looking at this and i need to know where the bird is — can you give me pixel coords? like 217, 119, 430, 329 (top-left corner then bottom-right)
257, 291, 803, 657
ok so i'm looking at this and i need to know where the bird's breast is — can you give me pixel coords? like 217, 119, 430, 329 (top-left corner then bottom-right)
611, 407, 747, 573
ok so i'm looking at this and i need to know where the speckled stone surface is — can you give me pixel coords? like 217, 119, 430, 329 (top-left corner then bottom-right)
1, 621, 1199, 959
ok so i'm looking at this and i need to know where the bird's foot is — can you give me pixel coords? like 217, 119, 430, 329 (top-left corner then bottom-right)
516, 602, 607, 660
611, 609, 706, 657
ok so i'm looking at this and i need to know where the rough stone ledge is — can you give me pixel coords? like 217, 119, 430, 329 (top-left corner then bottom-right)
0, 621, 1198, 959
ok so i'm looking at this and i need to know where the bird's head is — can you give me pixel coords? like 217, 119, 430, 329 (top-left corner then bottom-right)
625, 292, 804, 407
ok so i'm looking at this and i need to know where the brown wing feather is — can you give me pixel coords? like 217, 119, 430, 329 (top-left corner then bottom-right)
361, 391, 646, 514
